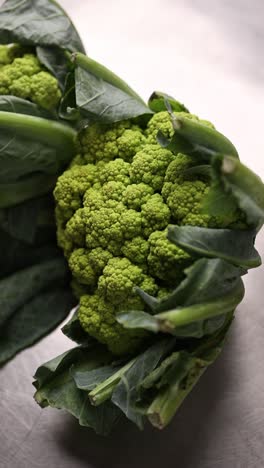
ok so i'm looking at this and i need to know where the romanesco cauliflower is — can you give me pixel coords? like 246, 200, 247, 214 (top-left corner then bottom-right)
0, 45, 61, 110
54, 110, 243, 355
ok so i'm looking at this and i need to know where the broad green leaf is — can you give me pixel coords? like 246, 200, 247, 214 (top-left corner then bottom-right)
62, 309, 96, 347
0, 229, 60, 279
147, 318, 233, 428
0, 195, 54, 243
0, 0, 85, 53
73, 53, 152, 124
119, 259, 244, 338
0, 257, 69, 328
148, 91, 189, 113
137, 258, 244, 313
111, 338, 176, 428
0, 95, 56, 119
34, 346, 121, 434
0, 288, 75, 365
216, 155, 264, 226
168, 225, 261, 269
171, 115, 238, 158
0, 112, 76, 183
36, 46, 72, 91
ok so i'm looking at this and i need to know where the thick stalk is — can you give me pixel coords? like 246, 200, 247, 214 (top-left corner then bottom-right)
0, 111, 76, 153
147, 364, 206, 429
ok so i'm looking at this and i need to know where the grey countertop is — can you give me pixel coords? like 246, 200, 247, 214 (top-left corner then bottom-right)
1, 1, 264, 467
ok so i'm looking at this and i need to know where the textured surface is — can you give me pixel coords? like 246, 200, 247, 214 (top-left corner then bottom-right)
1, 0, 264, 467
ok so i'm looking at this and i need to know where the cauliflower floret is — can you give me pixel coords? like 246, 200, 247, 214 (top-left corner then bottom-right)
98, 257, 146, 304
30, 71, 62, 110
78, 293, 146, 355
141, 194, 171, 237
148, 229, 191, 282
122, 236, 149, 265
0, 51, 61, 110
130, 144, 175, 191
79, 122, 145, 163
166, 180, 210, 225
99, 158, 131, 185
54, 164, 98, 223
69, 247, 113, 288
122, 183, 154, 210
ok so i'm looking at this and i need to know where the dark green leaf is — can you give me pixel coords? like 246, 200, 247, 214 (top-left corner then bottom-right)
202, 180, 241, 221
120, 259, 244, 338
214, 155, 264, 226
147, 318, 233, 428
168, 225, 261, 269
148, 91, 189, 113
171, 115, 238, 158
0, 195, 54, 243
0, 95, 56, 119
36, 45, 72, 91
0, 287, 75, 365
0, 112, 77, 184
34, 346, 121, 434
111, 338, 176, 428
73, 53, 152, 124
0, 173, 57, 208
137, 258, 244, 313
0, 257, 70, 328
0, 0, 85, 53
59, 71, 81, 123
62, 310, 97, 347
0, 229, 60, 279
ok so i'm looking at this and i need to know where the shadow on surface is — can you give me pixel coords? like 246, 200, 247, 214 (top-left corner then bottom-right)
55, 323, 242, 468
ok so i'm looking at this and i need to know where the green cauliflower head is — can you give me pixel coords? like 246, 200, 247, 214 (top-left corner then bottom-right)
0, 45, 61, 110
54, 110, 243, 355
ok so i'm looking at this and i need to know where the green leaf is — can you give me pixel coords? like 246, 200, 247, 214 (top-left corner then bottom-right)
119, 259, 244, 338
0, 0, 85, 53
36, 45, 72, 91
158, 115, 238, 161
0, 229, 60, 279
172, 115, 239, 158
0, 173, 57, 208
137, 258, 244, 313
0, 257, 70, 328
88, 359, 136, 406
147, 317, 233, 429
168, 225, 261, 269
62, 309, 97, 347
111, 338, 176, 428
0, 112, 76, 182
154, 279, 243, 335
148, 91, 189, 113
72, 53, 152, 124
34, 346, 121, 435
0, 195, 54, 243
72, 364, 120, 392
0, 287, 75, 365
0, 95, 56, 119
202, 180, 240, 221
215, 155, 264, 226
